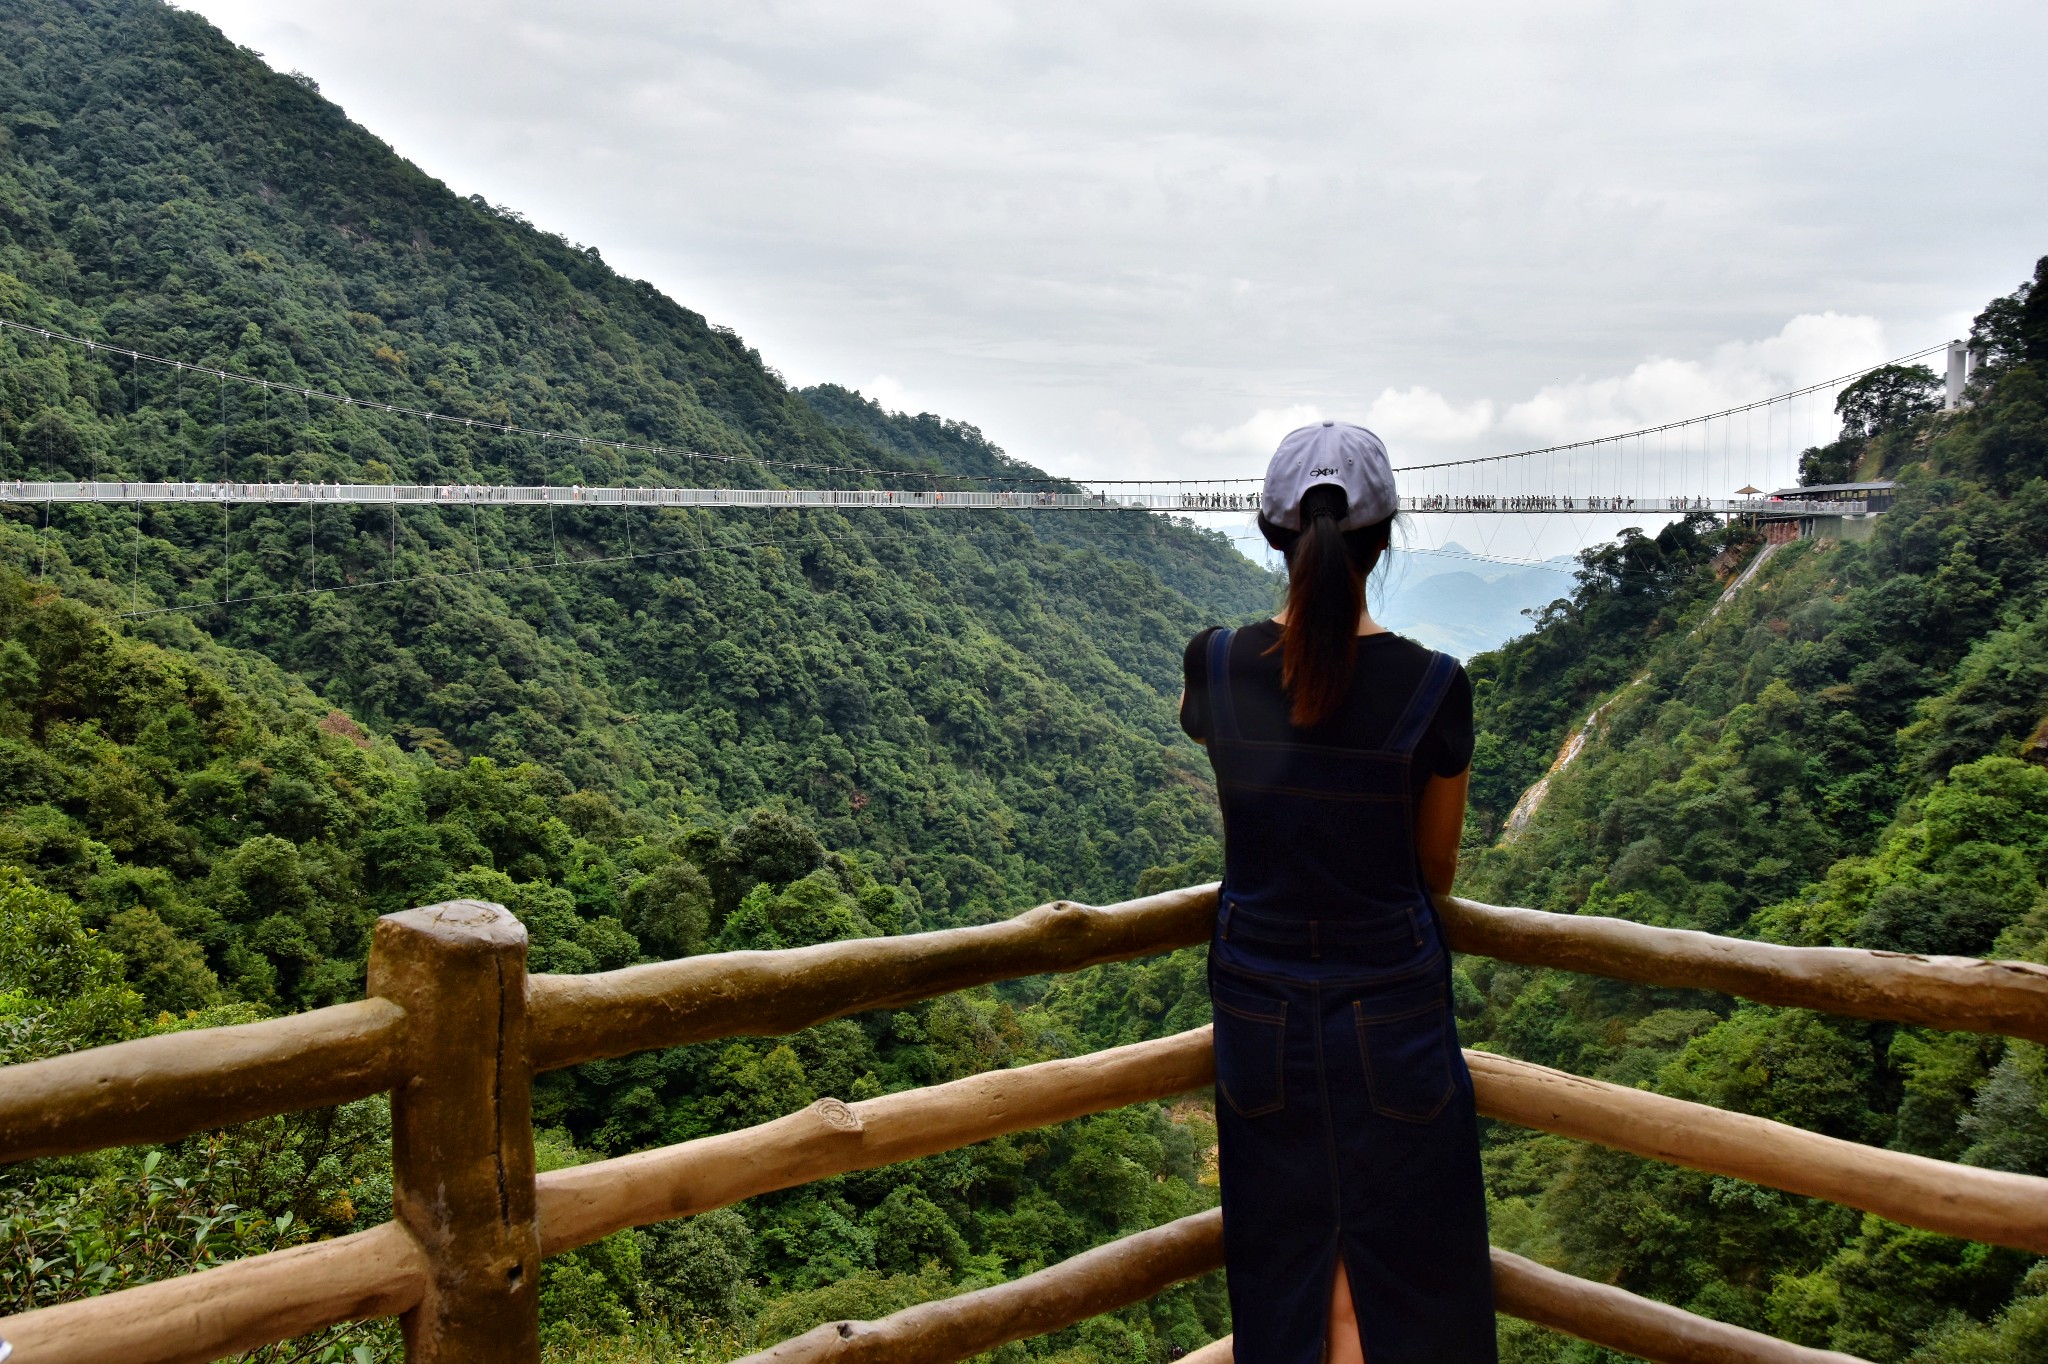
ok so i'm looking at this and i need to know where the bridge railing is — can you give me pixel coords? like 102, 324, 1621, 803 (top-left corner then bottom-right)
0, 479, 1864, 518
2, 884, 2044, 1363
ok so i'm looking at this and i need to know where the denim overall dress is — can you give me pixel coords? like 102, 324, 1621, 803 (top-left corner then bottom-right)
1203, 628, 1496, 1364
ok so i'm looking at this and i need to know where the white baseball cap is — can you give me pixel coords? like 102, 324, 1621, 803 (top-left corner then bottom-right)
1259, 421, 1397, 532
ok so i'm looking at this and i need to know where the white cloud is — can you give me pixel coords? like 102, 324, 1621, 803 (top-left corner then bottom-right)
1364, 387, 1496, 444
1179, 405, 1326, 458
1498, 312, 1890, 448
1176, 311, 1890, 476
861, 374, 926, 416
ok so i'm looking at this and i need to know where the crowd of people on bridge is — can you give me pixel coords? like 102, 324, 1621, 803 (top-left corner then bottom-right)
1166, 491, 1730, 515
1409, 493, 1720, 513
1179, 490, 1260, 510
1414, 493, 1630, 512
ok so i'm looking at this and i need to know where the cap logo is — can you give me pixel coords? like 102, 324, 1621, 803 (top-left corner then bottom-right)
1310, 465, 1338, 477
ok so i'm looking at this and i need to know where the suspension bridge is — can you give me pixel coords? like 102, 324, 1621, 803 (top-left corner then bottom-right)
0, 318, 1947, 519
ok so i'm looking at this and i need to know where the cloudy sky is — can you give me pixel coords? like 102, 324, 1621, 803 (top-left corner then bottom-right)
187, 1, 2047, 558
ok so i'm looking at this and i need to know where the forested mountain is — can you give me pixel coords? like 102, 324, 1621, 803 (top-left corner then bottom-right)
1458, 256, 2048, 1363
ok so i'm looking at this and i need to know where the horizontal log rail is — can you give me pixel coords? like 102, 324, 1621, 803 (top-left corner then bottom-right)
526, 883, 1216, 1070
1491, 1250, 1870, 1364
1470, 1051, 2048, 1254
1440, 893, 2048, 1047
0, 1221, 428, 1364
549, 1032, 2048, 1261
529, 885, 2048, 1074
733, 1209, 1225, 1364
697, 1209, 1872, 1364
538, 1028, 1215, 1253
0, 886, 1215, 1169
0, 997, 408, 1164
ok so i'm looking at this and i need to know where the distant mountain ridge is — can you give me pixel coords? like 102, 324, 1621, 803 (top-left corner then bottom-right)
1374, 543, 1575, 658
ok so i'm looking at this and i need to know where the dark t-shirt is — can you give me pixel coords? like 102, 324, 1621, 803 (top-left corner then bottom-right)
1180, 622, 1475, 800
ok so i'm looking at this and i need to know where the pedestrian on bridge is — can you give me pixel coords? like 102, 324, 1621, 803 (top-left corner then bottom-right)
1182, 420, 1494, 1364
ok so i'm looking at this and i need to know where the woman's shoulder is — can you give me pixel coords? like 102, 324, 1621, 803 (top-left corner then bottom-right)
1183, 620, 1280, 674
1358, 634, 1472, 702
1185, 619, 1279, 642
1359, 630, 1458, 667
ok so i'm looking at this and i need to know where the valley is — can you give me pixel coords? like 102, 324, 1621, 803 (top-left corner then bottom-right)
1, 3, 2046, 1361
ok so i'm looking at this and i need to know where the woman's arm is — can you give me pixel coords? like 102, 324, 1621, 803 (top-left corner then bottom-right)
1415, 767, 1470, 896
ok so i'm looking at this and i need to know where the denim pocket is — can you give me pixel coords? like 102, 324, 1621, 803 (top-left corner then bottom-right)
1354, 981, 1455, 1123
1210, 976, 1287, 1119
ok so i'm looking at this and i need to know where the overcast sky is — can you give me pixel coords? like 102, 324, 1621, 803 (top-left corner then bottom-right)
185, 0, 2048, 559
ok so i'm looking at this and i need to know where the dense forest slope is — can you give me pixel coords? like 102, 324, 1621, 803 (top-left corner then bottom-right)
0, 0, 1255, 1357
1458, 256, 2048, 1364
0, 585, 1225, 1356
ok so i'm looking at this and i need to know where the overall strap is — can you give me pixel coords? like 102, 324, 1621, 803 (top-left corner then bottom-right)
1384, 649, 1459, 757
1205, 627, 1241, 741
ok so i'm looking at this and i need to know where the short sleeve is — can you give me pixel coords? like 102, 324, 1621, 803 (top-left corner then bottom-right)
1180, 627, 1221, 741
1423, 663, 1475, 778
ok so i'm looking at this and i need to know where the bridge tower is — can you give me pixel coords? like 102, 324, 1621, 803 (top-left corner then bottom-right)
1945, 338, 1987, 409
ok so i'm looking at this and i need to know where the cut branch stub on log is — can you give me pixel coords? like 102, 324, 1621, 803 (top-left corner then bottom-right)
537, 1026, 1215, 1254
0, 1221, 428, 1364
370, 900, 541, 1362
1441, 894, 2048, 1046
0, 996, 407, 1165
730, 1209, 1225, 1364
1469, 1050, 2048, 1254
527, 882, 1217, 1070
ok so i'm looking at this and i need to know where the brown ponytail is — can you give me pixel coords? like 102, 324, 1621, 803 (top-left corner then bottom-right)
1270, 485, 1392, 727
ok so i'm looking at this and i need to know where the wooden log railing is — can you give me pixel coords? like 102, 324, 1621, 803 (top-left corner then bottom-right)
526, 884, 1217, 1070
1439, 894, 2048, 1046
3, 882, 2047, 1363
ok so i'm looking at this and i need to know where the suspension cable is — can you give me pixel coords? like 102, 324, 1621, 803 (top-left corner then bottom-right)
0, 317, 1945, 488
1392, 343, 1946, 472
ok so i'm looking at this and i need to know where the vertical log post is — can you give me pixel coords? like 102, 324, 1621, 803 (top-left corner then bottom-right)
369, 900, 541, 1361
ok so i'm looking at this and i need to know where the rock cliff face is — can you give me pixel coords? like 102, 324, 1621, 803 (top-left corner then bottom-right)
1498, 683, 1628, 840
2024, 716, 2048, 768
1500, 541, 1785, 838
